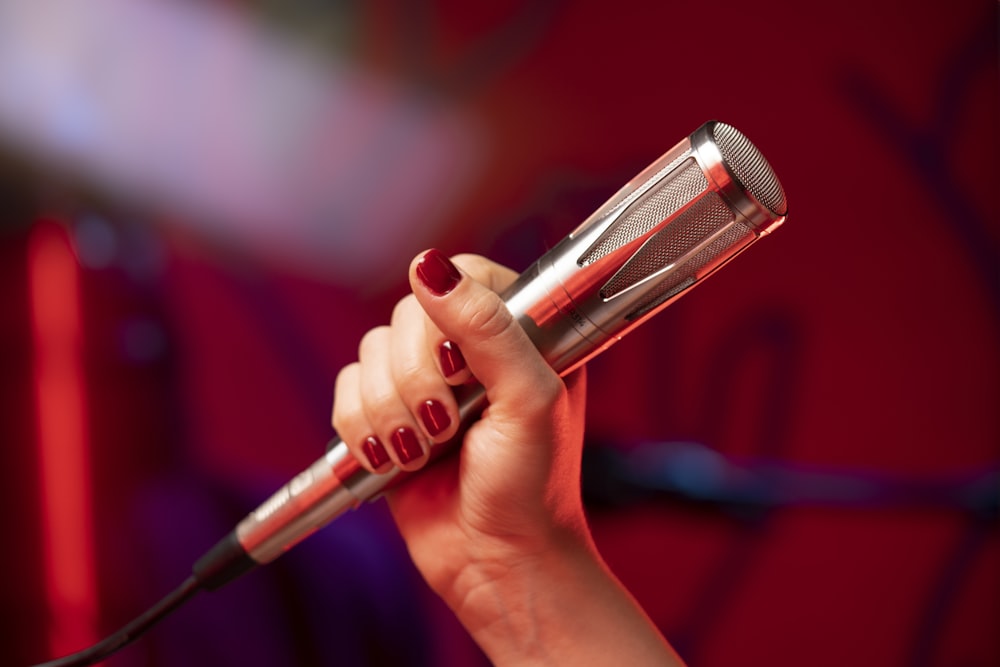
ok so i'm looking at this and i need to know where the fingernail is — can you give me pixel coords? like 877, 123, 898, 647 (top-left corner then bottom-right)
391, 427, 423, 463
438, 340, 466, 377
361, 435, 390, 469
416, 249, 461, 296
419, 400, 451, 437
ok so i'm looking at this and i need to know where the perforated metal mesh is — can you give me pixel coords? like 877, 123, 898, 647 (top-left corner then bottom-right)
581, 156, 706, 266
627, 207, 752, 319
713, 122, 787, 216
602, 192, 735, 300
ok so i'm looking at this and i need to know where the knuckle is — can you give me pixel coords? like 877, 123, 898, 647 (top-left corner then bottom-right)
334, 360, 360, 388
394, 360, 427, 393
462, 293, 516, 345
358, 325, 390, 359
391, 294, 418, 325
364, 385, 401, 419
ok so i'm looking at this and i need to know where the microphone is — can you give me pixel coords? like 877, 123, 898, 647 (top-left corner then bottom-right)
194, 119, 789, 588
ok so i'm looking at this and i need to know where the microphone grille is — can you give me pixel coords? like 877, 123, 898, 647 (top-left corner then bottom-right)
580, 156, 706, 266
712, 122, 787, 217
602, 192, 753, 318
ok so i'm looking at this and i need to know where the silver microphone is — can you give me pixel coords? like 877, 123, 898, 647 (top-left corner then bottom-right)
196, 120, 788, 582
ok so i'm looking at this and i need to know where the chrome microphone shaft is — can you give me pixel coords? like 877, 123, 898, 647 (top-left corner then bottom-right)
234, 384, 486, 565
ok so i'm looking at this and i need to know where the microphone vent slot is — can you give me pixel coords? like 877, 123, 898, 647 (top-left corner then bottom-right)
628, 222, 752, 318
712, 122, 787, 217
602, 191, 735, 299
580, 157, 706, 266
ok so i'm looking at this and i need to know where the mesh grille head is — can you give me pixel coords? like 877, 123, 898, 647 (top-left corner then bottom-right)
628, 216, 752, 320
581, 156, 705, 266
712, 122, 787, 217
602, 191, 736, 299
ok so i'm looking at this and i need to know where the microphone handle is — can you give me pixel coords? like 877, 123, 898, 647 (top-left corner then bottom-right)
235, 382, 488, 566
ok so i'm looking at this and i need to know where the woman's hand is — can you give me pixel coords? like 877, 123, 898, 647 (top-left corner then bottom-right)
332, 249, 588, 586
331, 249, 682, 666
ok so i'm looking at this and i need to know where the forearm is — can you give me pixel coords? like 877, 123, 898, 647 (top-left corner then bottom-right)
447, 532, 685, 667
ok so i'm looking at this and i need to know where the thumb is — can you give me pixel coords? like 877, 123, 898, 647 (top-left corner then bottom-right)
408, 250, 566, 440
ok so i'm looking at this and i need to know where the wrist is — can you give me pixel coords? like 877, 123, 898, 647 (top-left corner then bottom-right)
443, 526, 684, 667
445, 530, 595, 665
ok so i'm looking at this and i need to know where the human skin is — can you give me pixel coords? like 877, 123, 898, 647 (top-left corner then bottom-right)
332, 250, 684, 666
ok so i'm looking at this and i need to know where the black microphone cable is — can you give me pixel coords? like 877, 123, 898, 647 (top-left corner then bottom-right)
32, 577, 199, 667
30, 534, 256, 667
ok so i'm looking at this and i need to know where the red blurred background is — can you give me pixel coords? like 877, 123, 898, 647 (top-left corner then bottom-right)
1, 1, 996, 666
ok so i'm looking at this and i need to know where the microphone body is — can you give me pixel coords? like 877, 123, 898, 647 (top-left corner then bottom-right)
217, 120, 788, 571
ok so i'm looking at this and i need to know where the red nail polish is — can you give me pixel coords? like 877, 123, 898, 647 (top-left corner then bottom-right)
391, 427, 423, 463
416, 249, 461, 296
362, 435, 390, 469
438, 340, 466, 377
419, 400, 451, 437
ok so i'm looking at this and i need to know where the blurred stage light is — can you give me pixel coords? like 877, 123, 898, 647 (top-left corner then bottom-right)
0, 0, 484, 284
28, 219, 99, 659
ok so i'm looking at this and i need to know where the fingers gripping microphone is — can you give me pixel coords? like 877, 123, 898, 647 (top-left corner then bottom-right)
35, 120, 787, 667
198, 120, 789, 584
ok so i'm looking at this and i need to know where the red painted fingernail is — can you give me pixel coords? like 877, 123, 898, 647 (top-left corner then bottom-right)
438, 340, 466, 377
416, 249, 461, 296
391, 427, 423, 463
361, 435, 390, 469
419, 400, 451, 437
